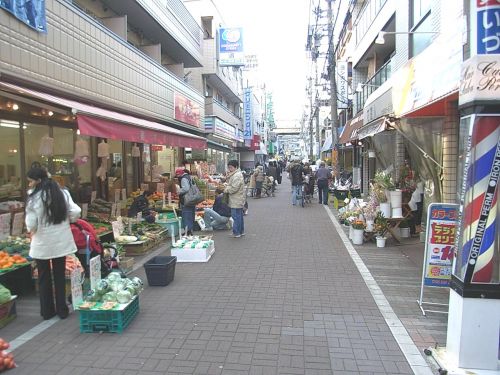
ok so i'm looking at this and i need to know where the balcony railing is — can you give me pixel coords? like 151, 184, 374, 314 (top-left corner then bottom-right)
355, 58, 392, 114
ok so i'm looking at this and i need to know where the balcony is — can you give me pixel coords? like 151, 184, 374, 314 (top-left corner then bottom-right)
205, 97, 242, 129
202, 38, 242, 103
355, 59, 392, 113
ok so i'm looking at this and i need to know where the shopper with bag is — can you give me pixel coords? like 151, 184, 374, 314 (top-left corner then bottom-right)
25, 166, 81, 320
224, 160, 246, 238
176, 167, 201, 236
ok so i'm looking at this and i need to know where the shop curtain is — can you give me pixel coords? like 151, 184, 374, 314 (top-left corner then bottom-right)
395, 118, 443, 203
372, 132, 396, 171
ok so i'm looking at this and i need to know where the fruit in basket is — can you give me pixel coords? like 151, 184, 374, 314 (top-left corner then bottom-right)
0, 252, 28, 269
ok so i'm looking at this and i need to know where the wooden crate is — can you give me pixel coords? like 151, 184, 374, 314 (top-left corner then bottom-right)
123, 240, 152, 256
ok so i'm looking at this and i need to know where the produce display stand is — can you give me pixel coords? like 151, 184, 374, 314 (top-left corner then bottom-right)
0, 295, 17, 328
0, 263, 33, 296
77, 296, 140, 333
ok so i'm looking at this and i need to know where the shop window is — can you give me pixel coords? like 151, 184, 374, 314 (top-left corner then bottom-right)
51, 127, 75, 192
0, 120, 21, 201
24, 123, 50, 172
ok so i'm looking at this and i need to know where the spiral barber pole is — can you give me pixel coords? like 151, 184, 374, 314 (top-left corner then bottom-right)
461, 117, 499, 283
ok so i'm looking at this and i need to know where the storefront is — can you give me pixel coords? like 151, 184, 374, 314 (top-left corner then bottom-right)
0, 82, 206, 204
203, 117, 238, 175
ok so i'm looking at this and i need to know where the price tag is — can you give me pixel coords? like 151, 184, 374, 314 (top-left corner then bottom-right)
121, 188, 127, 201
0, 213, 11, 240
156, 183, 164, 193
11, 212, 24, 236
114, 189, 121, 203
111, 220, 123, 240
89, 255, 101, 291
91, 191, 97, 203
71, 268, 83, 309
81, 203, 88, 219
111, 203, 117, 218
140, 183, 149, 191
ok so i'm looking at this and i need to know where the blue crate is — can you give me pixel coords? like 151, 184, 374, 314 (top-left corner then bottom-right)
79, 296, 139, 333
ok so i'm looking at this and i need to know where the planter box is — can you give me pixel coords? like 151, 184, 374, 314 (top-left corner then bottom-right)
0, 296, 17, 328
171, 243, 215, 263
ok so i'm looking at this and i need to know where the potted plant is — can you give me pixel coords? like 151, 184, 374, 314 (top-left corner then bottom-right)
351, 219, 365, 245
362, 201, 377, 232
374, 212, 388, 248
399, 219, 410, 238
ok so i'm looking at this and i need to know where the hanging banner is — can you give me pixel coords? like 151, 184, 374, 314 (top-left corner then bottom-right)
336, 61, 348, 109
422, 203, 458, 287
174, 93, 201, 128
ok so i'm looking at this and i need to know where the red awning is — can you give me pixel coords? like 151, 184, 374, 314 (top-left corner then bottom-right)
0, 81, 206, 149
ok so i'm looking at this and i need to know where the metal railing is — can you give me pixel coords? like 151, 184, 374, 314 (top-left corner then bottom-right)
355, 58, 392, 113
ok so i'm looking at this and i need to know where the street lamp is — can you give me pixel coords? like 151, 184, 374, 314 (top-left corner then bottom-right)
375, 31, 438, 44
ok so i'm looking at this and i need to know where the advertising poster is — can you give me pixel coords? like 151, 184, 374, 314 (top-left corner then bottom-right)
0, 0, 47, 32
174, 93, 200, 127
218, 27, 245, 66
423, 203, 458, 287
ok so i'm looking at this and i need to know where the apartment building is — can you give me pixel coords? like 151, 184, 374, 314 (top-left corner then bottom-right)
0, 0, 207, 201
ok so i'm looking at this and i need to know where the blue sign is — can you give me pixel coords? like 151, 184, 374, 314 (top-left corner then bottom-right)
0, 0, 47, 33
243, 88, 252, 140
218, 28, 245, 66
477, 6, 500, 54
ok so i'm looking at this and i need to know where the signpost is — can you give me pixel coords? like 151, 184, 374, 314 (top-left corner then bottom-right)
418, 203, 458, 315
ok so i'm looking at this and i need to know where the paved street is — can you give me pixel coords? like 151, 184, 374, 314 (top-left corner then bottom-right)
3, 181, 445, 375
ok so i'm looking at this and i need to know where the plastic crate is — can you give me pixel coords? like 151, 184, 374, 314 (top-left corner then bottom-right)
156, 219, 180, 237
143, 256, 176, 286
79, 296, 139, 333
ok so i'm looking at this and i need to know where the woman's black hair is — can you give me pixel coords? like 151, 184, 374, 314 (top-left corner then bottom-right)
27, 167, 67, 225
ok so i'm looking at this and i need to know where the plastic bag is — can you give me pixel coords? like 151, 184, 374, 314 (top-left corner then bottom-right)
97, 141, 109, 158
38, 135, 54, 156
75, 138, 89, 159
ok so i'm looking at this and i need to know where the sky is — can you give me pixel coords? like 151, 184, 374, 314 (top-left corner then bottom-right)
213, 0, 312, 129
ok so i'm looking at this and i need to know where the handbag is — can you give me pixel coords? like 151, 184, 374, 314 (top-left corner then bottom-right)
183, 179, 204, 206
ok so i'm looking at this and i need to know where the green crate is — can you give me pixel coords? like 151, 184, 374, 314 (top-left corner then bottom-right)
78, 296, 139, 333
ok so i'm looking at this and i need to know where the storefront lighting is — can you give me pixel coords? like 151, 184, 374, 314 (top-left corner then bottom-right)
48, 111, 54, 116
12, 103, 19, 111
0, 120, 20, 128
77, 129, 81, 135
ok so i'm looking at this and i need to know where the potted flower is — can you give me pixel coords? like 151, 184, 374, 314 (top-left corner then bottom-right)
351, 219, 365, 245
374, 212, 388, 248
362, 199, 377, 232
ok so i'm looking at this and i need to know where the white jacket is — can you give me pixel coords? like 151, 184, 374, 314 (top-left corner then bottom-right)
26, 188, 81, 260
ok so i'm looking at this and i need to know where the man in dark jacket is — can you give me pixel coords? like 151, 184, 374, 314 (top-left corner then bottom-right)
203, 188, 232, 230
289, 160, 304, 206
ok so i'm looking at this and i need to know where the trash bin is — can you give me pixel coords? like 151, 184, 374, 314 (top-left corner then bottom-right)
143, 256, 177, 286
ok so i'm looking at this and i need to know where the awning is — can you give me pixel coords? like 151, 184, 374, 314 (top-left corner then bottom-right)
339, 112, 364, 144
357, 117, 389, 140
0, 81, 206, 149
207, 139, 232, 152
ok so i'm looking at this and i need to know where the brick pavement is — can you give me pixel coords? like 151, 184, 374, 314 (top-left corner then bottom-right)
5, 181, 434, 374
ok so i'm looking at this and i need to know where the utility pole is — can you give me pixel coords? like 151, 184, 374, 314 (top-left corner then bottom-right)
308, 77, 314, 161
327, 0, 339, 176
315, 63, 320, 160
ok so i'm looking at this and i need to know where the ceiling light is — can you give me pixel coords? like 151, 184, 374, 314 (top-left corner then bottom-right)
12, 103, 19, 111
48, 111, 54, 116
0, 120, 20, 128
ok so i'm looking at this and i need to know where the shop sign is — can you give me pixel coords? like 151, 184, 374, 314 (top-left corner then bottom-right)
363, 88, 392, 124
151, 145, 163, 151
214, 118, 235, 140
218, 28, 245, 67
174, 92, 201, 127
235, 128, 244, 142
250, 135, 260, 150
472, 0, 500, 55
422, 203, 458, 287
337, 61, 349, 109
459, 54, 500, 105
243, 88, 253, 140
0, 0, 47, 33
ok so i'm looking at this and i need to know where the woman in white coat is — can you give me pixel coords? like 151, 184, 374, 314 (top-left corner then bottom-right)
26, 167, 81, 319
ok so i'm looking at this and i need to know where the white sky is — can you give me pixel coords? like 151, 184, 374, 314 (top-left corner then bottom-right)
213, 0, 312, 129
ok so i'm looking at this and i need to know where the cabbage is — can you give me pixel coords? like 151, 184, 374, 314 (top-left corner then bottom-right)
124, 285, 136, 296
0, 284, 11, 304
116, 290, 132, 304
95, 279, 109, 295
106, 272, 121, 283
102, 291, 117, 302
85, 289, 99, 302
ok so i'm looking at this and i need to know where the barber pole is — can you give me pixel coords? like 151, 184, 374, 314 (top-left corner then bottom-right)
460, 116, 499, 283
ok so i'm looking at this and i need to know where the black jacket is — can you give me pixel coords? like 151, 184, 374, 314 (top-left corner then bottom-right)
212, 194, 231, 217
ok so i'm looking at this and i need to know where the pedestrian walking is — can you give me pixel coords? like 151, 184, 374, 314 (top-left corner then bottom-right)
267, 161, 278, 193
315, 161, 331, 205
254, 165, 264, 198
224, 160, 246, 238
289, 158, 304, 206
203, 188, 232, 231
176, 167, 195, 236
25, 166, 81, 320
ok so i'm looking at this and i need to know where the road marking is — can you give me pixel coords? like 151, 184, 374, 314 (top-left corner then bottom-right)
323, 206, 434, 375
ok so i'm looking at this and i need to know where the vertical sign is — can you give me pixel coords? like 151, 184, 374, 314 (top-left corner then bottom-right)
71, 268, 83, 309
422, 203, 458, 287
81, 203, 88, 219
89, 255, 101, 291
218, 28, 245, 66
0, 214, 11, 240
11, 212, 24, 236
473, 0, 500, 55
243, 88, 252, 140
336, 61, 348, 109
